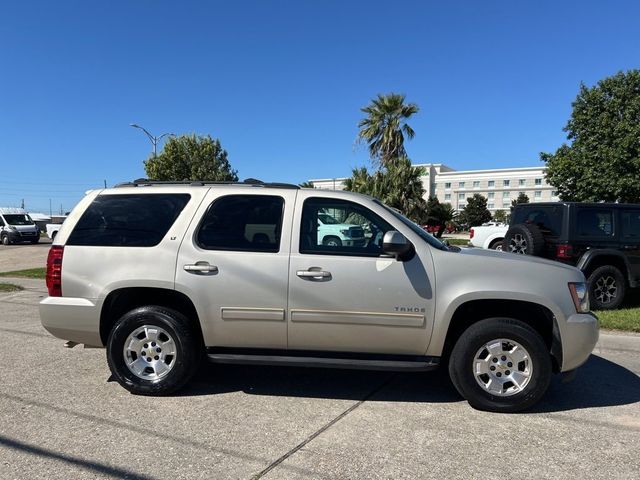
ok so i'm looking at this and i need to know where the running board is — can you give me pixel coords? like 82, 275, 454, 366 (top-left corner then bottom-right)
206, 349, 439, 372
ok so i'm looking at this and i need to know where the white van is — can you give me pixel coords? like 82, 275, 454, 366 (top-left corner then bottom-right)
0, 208, 40, 245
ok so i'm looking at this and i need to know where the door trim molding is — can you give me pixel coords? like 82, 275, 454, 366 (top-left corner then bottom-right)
290, 309, 424, 328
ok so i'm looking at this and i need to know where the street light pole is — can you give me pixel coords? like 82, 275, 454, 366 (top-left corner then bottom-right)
130, 124, 175, 157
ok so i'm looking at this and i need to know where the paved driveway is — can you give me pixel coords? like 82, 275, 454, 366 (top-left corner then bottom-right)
0, 238, 51, 272
0, 279, 638, 479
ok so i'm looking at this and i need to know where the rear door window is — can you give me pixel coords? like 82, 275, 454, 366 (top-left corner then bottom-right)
197, 195, 284, 252
576, 208, 615, 238
67, 194, 190, 247
621, 210, 640, 240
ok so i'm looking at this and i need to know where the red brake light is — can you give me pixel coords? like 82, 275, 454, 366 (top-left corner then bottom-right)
556, 244, 573, 259
469, 228, 474, 239
46, 246, 64, 296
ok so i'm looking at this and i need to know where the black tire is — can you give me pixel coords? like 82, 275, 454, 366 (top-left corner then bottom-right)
51, 231, 57, 240
106, 306, 201, 395
489, 239, 504, 251
502, 224, 544, 256
588, 265, 626, 310
1, 234, 10, 246
322, 236, 342, 247
448, 318, 552, 413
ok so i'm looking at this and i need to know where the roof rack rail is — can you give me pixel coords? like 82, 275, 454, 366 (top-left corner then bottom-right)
113, 178, 300, 189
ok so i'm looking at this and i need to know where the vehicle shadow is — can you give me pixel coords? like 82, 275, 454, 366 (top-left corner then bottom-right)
179, 354, 640, 412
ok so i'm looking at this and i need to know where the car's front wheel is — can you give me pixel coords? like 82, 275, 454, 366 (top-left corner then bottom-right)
107, 306, 201, 395
449, 318, 551, 413
1, 234, 10, 245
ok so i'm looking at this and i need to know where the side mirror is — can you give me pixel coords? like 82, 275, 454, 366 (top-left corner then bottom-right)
382, 231, 414, 261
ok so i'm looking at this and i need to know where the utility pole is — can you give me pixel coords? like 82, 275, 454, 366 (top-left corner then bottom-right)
21, 198, 24, 209
103, 179, 107, 188
130, 124, 175, 157
49, 199, 52, 217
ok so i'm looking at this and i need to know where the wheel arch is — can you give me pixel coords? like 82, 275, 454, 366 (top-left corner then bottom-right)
578, 250, 634, 288
100, 287, 204, 347
437, 298, 561, 373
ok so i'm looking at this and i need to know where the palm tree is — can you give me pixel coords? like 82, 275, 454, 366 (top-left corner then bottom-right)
357, 93, 419, 168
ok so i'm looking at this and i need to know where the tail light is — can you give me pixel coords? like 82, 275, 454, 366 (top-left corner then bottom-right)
556, 244, 573, 259
46, 246, 64, 297
469, 228, 474, 239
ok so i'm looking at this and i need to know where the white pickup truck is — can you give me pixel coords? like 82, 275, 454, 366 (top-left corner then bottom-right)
45, 223, 63, 240
469, 223, 508, 250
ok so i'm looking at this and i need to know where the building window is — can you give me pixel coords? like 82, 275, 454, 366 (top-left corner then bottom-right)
473, 181, 480, 188
488, 180, 495, 188
444, 193, 451, 201
459, 203, 466, 209
503, 191, 510, 198
488, 192, 495, 199
488, 203, 494, 209
444, 182, 451, 189
459, 182, 465, 188
535, 178, 542, 185
552, 190, 559, 197
458, 193, 466, 200
519, 179, 526, 186
535, 191, 542, 198
503, 180, 510, 187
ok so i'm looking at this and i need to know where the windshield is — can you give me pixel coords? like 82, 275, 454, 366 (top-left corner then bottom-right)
375, 201, 448, 250
318, 213, 340, 224
4, 214, 34, 226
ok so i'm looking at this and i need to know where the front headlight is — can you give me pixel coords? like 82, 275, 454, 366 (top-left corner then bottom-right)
569, 282, 590, 313
340, 229, 351, 237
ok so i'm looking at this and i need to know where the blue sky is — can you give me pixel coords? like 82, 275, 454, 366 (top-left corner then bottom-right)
1, 0, 638, 213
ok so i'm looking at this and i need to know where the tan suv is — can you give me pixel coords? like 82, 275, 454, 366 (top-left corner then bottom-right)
40, 180, 599, 412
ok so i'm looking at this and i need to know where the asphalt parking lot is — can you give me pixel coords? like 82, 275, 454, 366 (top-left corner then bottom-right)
0, 275, 638, 480
0, 238, 51, 272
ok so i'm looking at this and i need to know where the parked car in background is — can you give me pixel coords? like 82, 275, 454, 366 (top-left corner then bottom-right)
316, 212, 366, 247
502, 202, 640, 310
46, 223, 62, 240
469, 223, 508, 250
0, 208, 40, 245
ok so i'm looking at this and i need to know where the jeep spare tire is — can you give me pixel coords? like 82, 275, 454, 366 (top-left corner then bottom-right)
502, 224, 544, 256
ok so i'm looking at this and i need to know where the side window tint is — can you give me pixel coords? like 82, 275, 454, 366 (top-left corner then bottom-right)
67, 194, 190, 247
576, 209, 614, 237
0, 217, 4, 227
197, 195, 284, 253
300, 198, 393, 256
621, 210, 640, 238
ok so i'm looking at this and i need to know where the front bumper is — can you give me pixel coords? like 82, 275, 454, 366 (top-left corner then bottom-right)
39, 296, 103, 347
6, 230, 39, 242
559, 312, 599, 372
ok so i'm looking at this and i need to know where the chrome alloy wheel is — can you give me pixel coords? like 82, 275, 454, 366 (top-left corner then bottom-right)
594, 275, 617, 305
508, 234, 527, 254
123, 325, 177, 381
473, 339, 533, 397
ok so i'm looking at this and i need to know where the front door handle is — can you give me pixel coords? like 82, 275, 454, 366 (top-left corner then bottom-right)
296, 269, 331, 279
184, 262, 219, 274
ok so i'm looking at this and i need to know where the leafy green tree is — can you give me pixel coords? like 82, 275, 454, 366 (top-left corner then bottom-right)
511, 192, 529, 207
424, 196, 455, 238
357, 93, 419, 167
458, 193, 492, 227
542, 70, 640, 202
144, 134, 238, 182
493, 209, 507, 223
344, 158, 428, 223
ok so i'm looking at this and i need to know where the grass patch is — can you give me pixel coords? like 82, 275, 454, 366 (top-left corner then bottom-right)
0, 267, 46, 279
444, 238, 470, 246
0, 283, 24, 292
596, 307, 640, 333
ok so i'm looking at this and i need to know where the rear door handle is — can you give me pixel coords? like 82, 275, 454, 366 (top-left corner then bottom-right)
184, 263, 218, 274
296, 270, 331, 279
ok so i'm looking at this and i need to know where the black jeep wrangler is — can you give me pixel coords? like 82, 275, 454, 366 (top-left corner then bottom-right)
502, 202, 640, 310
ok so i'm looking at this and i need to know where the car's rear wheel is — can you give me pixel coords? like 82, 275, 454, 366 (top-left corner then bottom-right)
449, 318, 551, 412
489, 239, 504, 251
107, 306, 201, 395
588, 265, 626, 310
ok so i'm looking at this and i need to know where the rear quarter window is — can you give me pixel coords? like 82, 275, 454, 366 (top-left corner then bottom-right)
512, 205, 564, 236
67, 194, 190, 247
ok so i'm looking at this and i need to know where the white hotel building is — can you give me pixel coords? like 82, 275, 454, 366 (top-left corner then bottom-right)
310, 163, 560, 212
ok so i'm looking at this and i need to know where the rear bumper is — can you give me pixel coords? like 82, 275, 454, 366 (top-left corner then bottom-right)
559, 312, 599, 372
39, 296, 103, 347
